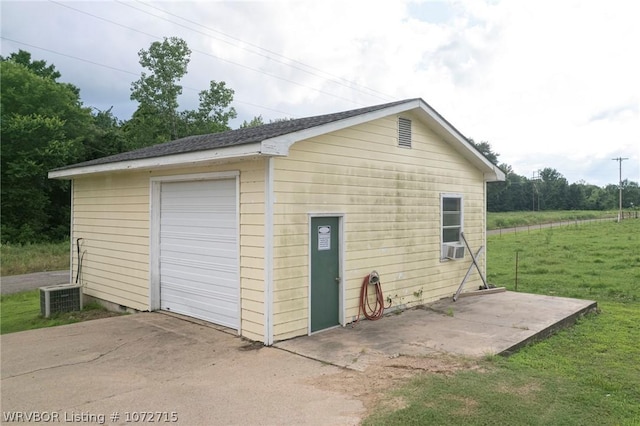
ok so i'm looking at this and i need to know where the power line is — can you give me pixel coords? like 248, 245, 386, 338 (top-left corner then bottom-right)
127, 0, 395, 102
1, 37, 139, 77
46, 0, 378, 107
49, 0, 160, 40
0, 36, 298, 119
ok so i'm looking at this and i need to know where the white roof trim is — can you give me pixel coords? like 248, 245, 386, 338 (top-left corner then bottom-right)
261, 98, 505, 182
260, 99, 423, 156
411, 100, 506, 182
49, 142, 263, 179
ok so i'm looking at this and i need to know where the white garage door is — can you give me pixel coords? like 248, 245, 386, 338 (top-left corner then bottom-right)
159, 179, 238, 330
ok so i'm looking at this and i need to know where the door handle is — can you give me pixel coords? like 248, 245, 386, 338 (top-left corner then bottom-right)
335, 277, 341, 283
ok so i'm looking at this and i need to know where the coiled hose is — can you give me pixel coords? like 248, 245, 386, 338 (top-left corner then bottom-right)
356, 273, 391, 321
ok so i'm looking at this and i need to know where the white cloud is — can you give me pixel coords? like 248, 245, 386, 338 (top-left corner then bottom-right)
1, 0, 638, 185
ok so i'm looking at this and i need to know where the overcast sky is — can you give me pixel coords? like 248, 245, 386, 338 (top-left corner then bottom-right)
2, 0, 639, 186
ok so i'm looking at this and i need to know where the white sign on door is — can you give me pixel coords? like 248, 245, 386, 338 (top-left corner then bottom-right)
318, 226, 331, 251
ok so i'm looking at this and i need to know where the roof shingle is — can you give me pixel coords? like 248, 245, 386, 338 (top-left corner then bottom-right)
54, 98, 418, 171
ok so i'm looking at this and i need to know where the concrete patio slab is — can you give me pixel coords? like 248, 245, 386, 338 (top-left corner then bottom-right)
274, 291, 597, 371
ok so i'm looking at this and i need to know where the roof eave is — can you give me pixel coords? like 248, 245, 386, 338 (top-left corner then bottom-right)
49, 142, 265, 179
260, 99, 423, 154
484, 167, 506, 182
261, 98, 505, 182
412, 100, 506, 182
50, 98, 507, 183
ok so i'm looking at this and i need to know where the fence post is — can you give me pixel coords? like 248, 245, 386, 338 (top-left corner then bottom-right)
515, 251, 519, 292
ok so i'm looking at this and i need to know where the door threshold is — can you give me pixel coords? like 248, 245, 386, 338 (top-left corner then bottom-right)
310, 324, 341, 335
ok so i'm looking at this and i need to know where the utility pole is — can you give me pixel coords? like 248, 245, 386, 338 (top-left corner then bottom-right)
612, 157, 628, 222
531, 170, 541, 211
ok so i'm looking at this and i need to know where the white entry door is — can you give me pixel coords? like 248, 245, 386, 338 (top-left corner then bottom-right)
159, 179, 238, 330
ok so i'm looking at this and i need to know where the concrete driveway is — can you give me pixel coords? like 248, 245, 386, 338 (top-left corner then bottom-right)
1, 314, 363, 425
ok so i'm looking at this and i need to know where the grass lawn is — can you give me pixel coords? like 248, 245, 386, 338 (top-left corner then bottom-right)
365, 219, 640, 425
486, 210, 616, 230
0, 290, 123, 334
1, 240, 70, 276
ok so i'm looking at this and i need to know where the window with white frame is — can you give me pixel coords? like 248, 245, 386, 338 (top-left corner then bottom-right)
441, 194, 463, 257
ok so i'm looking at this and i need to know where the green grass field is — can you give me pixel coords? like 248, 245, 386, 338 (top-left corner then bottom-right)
486, 210, 616, 230
365, 219, 640, 425
1, 240, 70, 276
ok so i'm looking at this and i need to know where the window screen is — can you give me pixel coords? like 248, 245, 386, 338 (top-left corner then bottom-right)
442, 196, 462, 243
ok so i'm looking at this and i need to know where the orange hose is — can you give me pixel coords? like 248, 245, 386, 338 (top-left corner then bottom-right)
356, 274, 391, 322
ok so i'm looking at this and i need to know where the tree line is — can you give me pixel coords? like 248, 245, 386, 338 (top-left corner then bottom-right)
469, 141, 640, 212
1, 38, 247, 244
1, 39, 637, 244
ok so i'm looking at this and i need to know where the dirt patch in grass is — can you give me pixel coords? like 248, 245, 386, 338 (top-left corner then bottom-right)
444, 395, 480, 416
495, 380, 541, 396
58, 309, 124, 322
308, 354, 483, 417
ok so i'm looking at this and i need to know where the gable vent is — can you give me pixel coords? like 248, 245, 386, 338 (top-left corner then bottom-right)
398, 117, 412, 148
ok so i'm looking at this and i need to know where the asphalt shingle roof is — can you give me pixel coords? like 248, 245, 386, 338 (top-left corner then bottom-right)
54, 98, 419, 171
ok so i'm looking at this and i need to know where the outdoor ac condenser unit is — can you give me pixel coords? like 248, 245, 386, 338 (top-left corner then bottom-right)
445, 243, 465, 260
40, 284, 83, 318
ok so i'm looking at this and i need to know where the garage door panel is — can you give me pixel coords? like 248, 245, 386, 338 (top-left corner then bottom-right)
161, 295, 237, 320
159, 179, 239, 330
161, 251, 237, 267
161, 274, 238, 294
161, 226, 237, 239
163, 267, 237, 293
161, 240, 237, 257
160, 291, 237, 328
163, 208, 235, 220
162, 185, 234, 197
161, 197, 236, 209
160, 236, 236, 248
161, 283, 237, 306
161, 213, 236, 223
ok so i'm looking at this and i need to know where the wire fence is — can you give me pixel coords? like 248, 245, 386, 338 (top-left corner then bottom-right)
487, 214, 639, 236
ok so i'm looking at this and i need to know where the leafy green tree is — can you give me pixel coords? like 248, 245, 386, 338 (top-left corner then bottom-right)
176, 81, 236, 137
487, 166, 532, 212
584, 185, 607, 210
566, 183, 586, 210
538, 168, 569, 210
122, 104, 169, 148
1, 49, 61, 81
84, 107, 128, 160
128, 37, 236, 145
1, 58, 92, 242
130, 37, 191, 141
468, 139, 500, 165
623, 180, 640, 209
240, 115, 265, 128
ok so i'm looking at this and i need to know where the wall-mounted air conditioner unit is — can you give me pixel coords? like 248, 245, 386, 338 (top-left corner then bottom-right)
444, 243, 465, 260
40, 284, 83, 318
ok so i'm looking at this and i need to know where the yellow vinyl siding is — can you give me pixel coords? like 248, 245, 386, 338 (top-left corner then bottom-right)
72, 160, 266, 340
73, 174, 149, 310
271, 113, 486, 340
